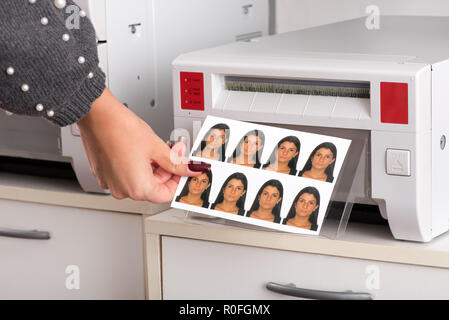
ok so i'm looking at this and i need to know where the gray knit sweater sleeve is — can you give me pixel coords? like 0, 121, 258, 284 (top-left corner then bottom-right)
0, 0, 106, 127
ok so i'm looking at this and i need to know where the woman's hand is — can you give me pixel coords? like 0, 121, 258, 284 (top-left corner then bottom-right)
77, 88, 209, 202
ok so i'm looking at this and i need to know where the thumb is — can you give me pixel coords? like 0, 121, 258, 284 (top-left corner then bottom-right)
153, 141, 211, 176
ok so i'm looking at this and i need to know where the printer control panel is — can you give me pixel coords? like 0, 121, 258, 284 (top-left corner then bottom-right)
180, 72, 204, 111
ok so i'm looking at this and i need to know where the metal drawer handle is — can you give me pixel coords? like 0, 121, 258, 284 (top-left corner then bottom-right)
0, 227, 50, 240
266, 282, 373, 300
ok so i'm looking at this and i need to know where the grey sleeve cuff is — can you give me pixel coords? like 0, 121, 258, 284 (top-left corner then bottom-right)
48, 65, 106, 127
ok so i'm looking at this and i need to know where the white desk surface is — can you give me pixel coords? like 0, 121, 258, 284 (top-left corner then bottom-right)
0, 172, 169, 215
145, 208, 449, 269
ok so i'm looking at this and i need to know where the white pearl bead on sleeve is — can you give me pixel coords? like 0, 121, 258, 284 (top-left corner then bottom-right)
54, 0, 67, 9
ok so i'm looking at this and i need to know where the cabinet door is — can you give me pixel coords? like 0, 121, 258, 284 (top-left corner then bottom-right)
105, 0, 156, 135
0, 199, 144, 299
153, 0, 270, 141
161, 236, 449, 300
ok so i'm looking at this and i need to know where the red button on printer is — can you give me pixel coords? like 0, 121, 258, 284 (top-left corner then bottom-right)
180, 72, 204, 111
380, 82, 408, 124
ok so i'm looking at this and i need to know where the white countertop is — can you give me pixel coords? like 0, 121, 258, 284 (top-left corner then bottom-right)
0, 172, 169, 215
145, 208, 449, 269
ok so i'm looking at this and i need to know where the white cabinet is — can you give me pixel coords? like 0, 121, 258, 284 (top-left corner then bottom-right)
161, 236, 449, 300
0, 199, 144, 299
146, 209, 449, 300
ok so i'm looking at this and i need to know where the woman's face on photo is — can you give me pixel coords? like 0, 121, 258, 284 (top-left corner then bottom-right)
277, 141, 298, 163
258, 186, 281, 210
223, 178, 246, 203
188, 173, 210, 195
311, 147, 335, 170
295, 193, 319, 217
206, 129, 226, 149
241, 135, 263, 157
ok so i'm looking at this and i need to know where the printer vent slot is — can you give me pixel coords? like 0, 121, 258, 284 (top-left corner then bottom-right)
225, 76, 370, 99
0, 156, 77, 180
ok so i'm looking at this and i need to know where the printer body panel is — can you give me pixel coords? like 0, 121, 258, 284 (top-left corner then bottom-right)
173, 55, 427, 133
173, 16, 449, 242
371, 130, 432, 242
173, 64, 432, 242
430, 59, 449, 239
371, 67, 433, 241
0, 113, 65, 163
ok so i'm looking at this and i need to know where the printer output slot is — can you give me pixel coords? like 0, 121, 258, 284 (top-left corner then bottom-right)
0, 156, 77, 180
215, 75, 371, 121
224, 76, 370, 98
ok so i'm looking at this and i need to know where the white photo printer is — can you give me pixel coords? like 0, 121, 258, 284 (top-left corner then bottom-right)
0, 0, 271, 193
172, 15, 449, 242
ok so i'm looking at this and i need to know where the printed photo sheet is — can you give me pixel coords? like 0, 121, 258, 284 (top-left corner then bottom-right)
171, 116, 352, 235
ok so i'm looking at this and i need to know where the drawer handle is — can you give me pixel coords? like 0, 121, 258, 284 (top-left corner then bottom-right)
0, 228, 50, 240
266, 282, 373, 300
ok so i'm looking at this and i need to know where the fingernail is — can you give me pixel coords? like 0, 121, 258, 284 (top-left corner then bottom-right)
188, 160, 211, 173
178, 136, 188, 145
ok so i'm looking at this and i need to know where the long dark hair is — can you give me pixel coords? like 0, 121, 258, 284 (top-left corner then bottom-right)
246, 179, 283, 223
282, 186, 320, 231
298, 142, 337, 182
262, 136, 300, 175
194, 123, 230, 162
175, 171, 213, 208
211, 172, 248, 215
226, 129, 265, 168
